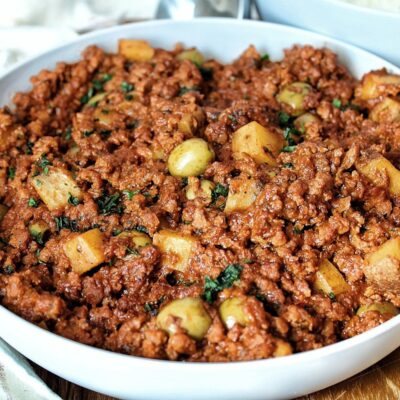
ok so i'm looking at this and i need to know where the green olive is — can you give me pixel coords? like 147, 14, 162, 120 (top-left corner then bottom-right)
219, 297, 250, 329
167, 138, 215, 177
276, 82, 312, 116
186, 179, 215, 201
157, 297, 212, 340
357, 302, 399, 317
177, 49, 205, 66
293, 112, 320, 134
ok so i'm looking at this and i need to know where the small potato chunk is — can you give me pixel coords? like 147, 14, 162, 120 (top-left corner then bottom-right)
167, 138, 215, 178
219, 297, 250, 329
153, 229, 197, 272
32, 167, 82, 211
157, 297, 212, 340
118, 230, 152, 248
177, 49, 205, 65
314, 259, 350, 296
224, 178, 260, 214
118, 39, 154, 62
63, 228, 105, 275
273, 340, 293, 357
365, 237, 400, 292
369, 97, 400, 123
0, 204, 8, 222
276, 82, 312, 116
356, 156, 400, 196
232, 121, 284, 166
357, 72, 400, 100
357, 302, 399, 316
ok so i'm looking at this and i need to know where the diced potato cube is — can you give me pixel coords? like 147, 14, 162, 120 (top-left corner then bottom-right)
0, 204, 8, 222
224, 178, 260, 214
63, 228, 105, 275
369, 97, 400, 123
357, 302, 398, 316
153, 229, 197, 272
232, 121, 285, 166
356, 156, 400, 196
273, 340, 293, 357
176, 49, 205, 66
276, 82, 312, 116
32, 167, 82, 211
367, 237, 400, 265
118, 39, 154, 62
357, 72, 400, 100
118, 230, 152, 248
314, 259, 350, 296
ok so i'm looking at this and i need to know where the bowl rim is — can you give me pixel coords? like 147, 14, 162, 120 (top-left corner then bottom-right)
1, 17, 400, 370
323, 0, 400, 18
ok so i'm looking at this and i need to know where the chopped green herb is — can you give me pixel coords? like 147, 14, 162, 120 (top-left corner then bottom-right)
28, 198, 39, 208
293, 226, 303, 234
135, 225, 149, 234
64, 127, 72, 141
80, 87, 95, 104
332, 98, 342, 109
284, 126, 301, 144
3, 265, 14, 275
35, 179, 42, 187
282, 162, 294, 169
126, 247, 140, 256
227, 114, 238, 123
328, 292, 336, 301
7, 167, 15, 180
31, 231, 46, 246
123, 189, 140, 200
112, 229, 122, 236
203, 264, 243, 303
126, 120, 139, 130
198, 66, 213, 80
121, 81, 134, 93
55, 216, 79, 232
95, 192, 123, 216
92, 79, 104, 91
68, 193, 80, 206
35, 154, 52, 175
100, 130, 112, 139
242, 259, 254, 264
211, 183, 229, 204
278, 111, 292, 126
82, 130, 95, 137
124, 94, 134, 101
281, 145, 297, 153
260, 53, 270, 62
181, 177, 188, 187
144, 297, 165, 316
179, 86, 199, 96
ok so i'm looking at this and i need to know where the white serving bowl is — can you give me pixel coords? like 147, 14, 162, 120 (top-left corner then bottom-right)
256, 0, 400, 66
0, 18, 400, 400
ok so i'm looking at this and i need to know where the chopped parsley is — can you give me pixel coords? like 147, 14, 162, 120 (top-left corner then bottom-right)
198, 66, 213, 81
123, 189, 140, 200
92, 79, 104, 91
179, 86, 199, 96
55, 216, 79, 232
328, 292, 336, 301
3, 265, 14, 275
31, 231, 46, 246
102, 73, 113, 82
126, 247, 140, 256
211, 183, 229, 204
203, 264, 243, 303
35, 154, 52, 175
126, 120, 139, 130
100, 130, 112, 139
135, 225, 149, 234
124, 94, 134, 101
121, 81, 134, 93
80, 87, 95, 104
332, 98, 342, 109
144, 297, 165, 316
7, 167, 15, 180
112, 229, 122, 236
278, 111, 292, 126
282, 162, 294, 169
68, 193, 80, 206
227, 114, 238, 123
25, 141, 34, 155
95, 192, 123, 216
28, 198, 39, 208
281, 145, 297, 153
260, 53, 270, 62
82, 130, 95, 137
293, 226, 303, 234
64, 127, 72, 141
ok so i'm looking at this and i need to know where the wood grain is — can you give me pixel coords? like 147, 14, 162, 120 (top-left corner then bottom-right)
32, 347, 400, 400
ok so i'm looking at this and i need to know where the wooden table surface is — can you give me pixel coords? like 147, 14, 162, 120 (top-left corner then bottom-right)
32, 347, 400, 400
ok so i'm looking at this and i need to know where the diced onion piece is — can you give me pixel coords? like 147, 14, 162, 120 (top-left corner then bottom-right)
32, 167, 82, 211
63, 228, 105, 275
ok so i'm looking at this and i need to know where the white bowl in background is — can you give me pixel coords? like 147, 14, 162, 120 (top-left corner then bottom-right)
256, 0, 400, 66
0, 18, 400, 400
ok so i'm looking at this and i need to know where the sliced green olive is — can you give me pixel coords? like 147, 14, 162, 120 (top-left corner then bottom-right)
277, 82, 312, 116
177, 49, 205, 66
219, 297, 250, 329
167, 138, 215, 178
157, 297, 212, 340
357, 302, 399, 317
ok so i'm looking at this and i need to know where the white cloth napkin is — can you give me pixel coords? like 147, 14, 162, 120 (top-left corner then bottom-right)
0, 339, 60, 400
